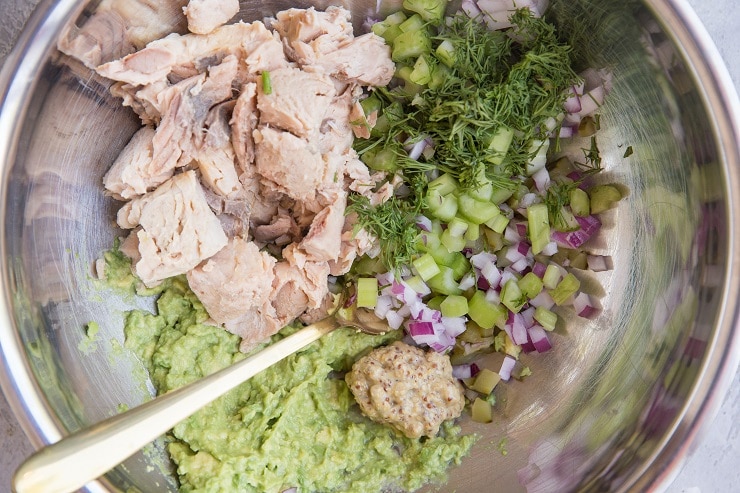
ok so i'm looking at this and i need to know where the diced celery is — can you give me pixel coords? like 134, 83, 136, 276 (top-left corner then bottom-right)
403, 0, 447, 22
426, 242, 456, 266
409, 55, 433, 85
399, 13, 425, 32
534, 306, 558, 331
353, 255, 384, 276
501, 279, 525, 313
518, 272, 544, 299
552, 206, 579, 232
440, 295, 469, 317
418, 230, 440, 251
464, 223, 480, 242
413, 253, 441, 281
589, 184, 623, 214
570, 251, 588, 270
446, 217, 469, 238
356, 277, 378, 308
361, 147, 398, 172
468, 290, 507, 329
441, 228, 467, 253
428, 173, 458, 195
486, 126, 514, 165
404, 275, 428, 295
427, 295, 445, 310
385, 11, 409, 25
380, 24, 403, 44
428, 63, 450, 90
447, 252, 470, 280
392, 28, 432, 62
570, 187, 591, 216
426, 189, 458, 221
490, 186, 515, 205
458, 194, 501, 225
542, 264, 562, 290
427, 266, 463, 296
483, 227, 504, 251
527, 203, 550, 255
504, 335, 522, 358
395, 65, 414, 82
550, 273, 581, 305
486, 213, 509, 234
371, 114, 390, 137
471, 368, 501, 395
261, 71, 272, 95
471, 397, 493, 423
436, 39, 456, 67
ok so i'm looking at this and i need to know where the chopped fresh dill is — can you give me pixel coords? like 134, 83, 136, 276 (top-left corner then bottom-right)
347, 187, 424, 273
351, 8, 581, 272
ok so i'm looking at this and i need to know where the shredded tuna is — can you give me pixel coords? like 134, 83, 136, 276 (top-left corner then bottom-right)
100, 6, 394, 350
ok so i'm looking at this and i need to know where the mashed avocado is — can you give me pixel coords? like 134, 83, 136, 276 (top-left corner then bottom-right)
107, 251, 477, 493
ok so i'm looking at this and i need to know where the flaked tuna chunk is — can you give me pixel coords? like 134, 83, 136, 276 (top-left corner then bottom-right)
183, 0, 239, 35
97, 21, 287, 87
117, 170, 228, 286
253, 208, 301, 245
318, 85, 360, 155
329, 219, 378, 276
223, 301, 282, 353
299, 189, 346, 262
201, 185, 250, 238
272, 254, 330, 320
195, 100, 240, 197
187, 237, 275, 323
149, 54, 238, 178
58, 0, 188, 68
230, 82, 258, 171
253, 126, 325, 202
310, 33, 395, 87
271, 6, 353, 66
257, 67, 335, 139
110, 79, 169, 126
103, 126, 170, 200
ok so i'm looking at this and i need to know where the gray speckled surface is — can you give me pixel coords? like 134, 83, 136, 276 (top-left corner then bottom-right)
0, 0, 738, 491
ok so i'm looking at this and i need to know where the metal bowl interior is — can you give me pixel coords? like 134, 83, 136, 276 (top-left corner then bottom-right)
1, 0, 739, 492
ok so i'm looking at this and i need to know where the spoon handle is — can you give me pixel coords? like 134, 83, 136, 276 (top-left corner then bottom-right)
12, 318, 339, 493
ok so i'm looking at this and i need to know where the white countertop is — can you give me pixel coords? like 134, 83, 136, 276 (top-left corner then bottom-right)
1, 0, 738, 491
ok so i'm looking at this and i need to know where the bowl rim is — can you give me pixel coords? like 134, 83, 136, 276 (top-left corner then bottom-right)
0, 1, 739, 492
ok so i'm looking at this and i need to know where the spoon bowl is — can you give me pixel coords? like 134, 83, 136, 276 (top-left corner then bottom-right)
12, 298, 388, 493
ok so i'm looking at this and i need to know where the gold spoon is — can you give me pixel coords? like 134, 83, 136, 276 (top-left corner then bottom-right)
12, 300, 388, 493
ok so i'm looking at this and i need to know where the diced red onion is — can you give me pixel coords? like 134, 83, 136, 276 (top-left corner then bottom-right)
441, 317, 467, 337
485, 288, 501, 304
452, 363, 480, 380
510, 257, 531, 273
515, 222, 528, 237
528, 325, 552, 353
470, 251, 498, 270
415, 215, 433, 232
586, 254, 613, 272
577, 85, 605, 117
531, 166, 551, 192
376, 271, 395, 287
540, 241, 558, 256
572, 292, 600, 319
458, 272, 476, 291
532, 262, 547, 278
558, 125, 576, 139
529, 290, 555, 309
499, 269, 518, 288
519, 192, 538, 209
505, 245, 526, 264
481, 262, 502, 287
476, 274, 491, 291
563, 86, 582, 113
385, 309, 404, 330
504, 225, 521, 244
499, 356, 517, 381
521, 306, 536, 327
510, 313, 528, 345
374, 295, 394, 319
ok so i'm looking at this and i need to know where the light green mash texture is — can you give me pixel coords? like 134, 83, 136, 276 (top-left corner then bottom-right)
105, 248, 476, 493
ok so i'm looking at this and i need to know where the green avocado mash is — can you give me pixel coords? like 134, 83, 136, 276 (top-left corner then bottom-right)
106, 251, 476, 493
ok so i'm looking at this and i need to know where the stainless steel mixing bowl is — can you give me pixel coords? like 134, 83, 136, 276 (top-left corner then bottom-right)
1, 0, 739, 491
